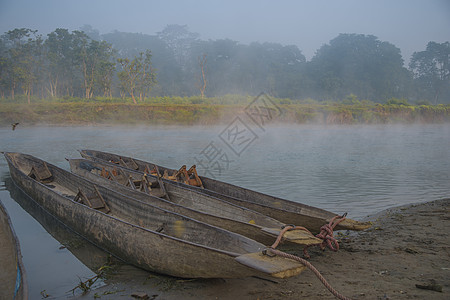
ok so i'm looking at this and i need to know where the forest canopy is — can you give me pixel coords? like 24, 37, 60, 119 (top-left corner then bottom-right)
0, 25, 449, 104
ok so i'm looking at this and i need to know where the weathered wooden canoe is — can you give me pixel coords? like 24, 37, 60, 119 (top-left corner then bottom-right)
4, 175, 114, 275
0, 200, 28, 300
79, 149, 372, 232
69, 158, 321, 246
4, 152, 306, 279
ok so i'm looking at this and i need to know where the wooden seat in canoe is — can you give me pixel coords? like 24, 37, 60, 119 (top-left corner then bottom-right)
119, 157, 139, 170
28, 162, 53, 183
101, 167, 129, 186
74, 186, 111, 213
187, 165, 203, 188
146, 164, 203, 188
126, 175, 153, 194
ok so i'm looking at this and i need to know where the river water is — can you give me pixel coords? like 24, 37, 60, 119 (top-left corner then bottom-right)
0, 124, 449, 298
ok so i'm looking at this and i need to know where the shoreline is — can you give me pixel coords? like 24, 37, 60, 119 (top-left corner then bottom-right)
2, 122, 450, 131
1, 101, 449, 126
75, 198, 449, 299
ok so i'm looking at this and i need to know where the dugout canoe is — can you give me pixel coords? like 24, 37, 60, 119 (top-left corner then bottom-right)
69, 158, 321, 246
4, 152, 306, 279
0, 200, 28, 300
4, 175, 115, 275
79, 149, 371, 232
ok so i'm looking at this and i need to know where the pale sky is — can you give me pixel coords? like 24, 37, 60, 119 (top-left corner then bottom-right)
0, 0, 449, 61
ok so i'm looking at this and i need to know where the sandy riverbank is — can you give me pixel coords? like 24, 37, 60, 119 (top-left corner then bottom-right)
76, 198, 449, 300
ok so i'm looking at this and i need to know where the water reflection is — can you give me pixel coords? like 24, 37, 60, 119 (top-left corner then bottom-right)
215, 124, 450, 218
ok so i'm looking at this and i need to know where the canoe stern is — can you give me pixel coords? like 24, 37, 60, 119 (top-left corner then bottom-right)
235, 252, 305, 279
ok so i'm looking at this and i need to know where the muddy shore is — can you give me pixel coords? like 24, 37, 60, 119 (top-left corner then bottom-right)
75, 198, 449, 300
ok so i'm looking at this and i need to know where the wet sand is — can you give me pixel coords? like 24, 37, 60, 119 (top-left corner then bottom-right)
76, 198, 449, 299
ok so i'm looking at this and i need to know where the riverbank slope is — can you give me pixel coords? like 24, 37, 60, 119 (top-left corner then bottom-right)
1, 100, 449, 126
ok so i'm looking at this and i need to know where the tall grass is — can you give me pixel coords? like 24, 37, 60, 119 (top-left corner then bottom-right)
1, 95, 449, 126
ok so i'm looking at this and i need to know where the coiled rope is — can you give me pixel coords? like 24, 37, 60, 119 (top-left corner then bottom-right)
265, 214, 352, 300
303, 214, 347, 258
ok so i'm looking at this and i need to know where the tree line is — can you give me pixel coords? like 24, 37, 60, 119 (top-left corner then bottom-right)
1, 25, 449, 104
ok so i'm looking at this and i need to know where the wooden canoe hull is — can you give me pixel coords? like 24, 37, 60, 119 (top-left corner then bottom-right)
195, 177, 369, 232
5, 175, 114, 274
80, 149, 371, 232
0, 201, 28, 300
69, 158, 321, 246
4, 153, 305, 279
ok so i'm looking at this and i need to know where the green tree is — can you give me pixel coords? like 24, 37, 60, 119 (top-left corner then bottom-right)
187, 40, 306, 97
409, 41, 450, 104
136, 50, 157, 101
0, 39, 6, 98
117, 50, 156, 103
77, 33, 116, 99
188, 39, 241, 96
73, 30, 94, 99
308, 34, 410, 101
102, 30, 181, 96
157, 24, 199, 70
45, 28, 78, 97
196, 54, 207, 98
21, 32, 43, 103
1, 28, 42, 102
96, 57, 116, 98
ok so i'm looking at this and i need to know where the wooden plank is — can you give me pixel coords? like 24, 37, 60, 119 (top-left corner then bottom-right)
127, 176, 137, 190
28, 163, 53, 183
119, 157, 128, 168
94, 185, 110, 213
140, 175, 152, 194
235, 252, 305, 279
261, 227, 321, 245
41, 162, 52, 180
129, 158, 139, 170
187, 165, 203, 188
154, 165, 170, 201
77, 188, 92, 208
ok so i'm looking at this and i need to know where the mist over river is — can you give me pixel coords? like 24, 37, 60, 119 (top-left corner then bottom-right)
1, 124, 449, 298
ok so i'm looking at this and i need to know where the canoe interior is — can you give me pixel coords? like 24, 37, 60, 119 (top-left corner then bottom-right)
6, 153, 263, 256
80, 149, 326, 214
80, 149, 371, 231
79, 149, 338, 217
74, 158, 283, 228
79, 150, 324, 219
70, 158, 322, 246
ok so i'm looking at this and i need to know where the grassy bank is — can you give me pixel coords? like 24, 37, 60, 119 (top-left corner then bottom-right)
1, 96, 449, 126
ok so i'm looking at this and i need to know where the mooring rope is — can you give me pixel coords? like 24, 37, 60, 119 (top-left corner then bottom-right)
265, 215, 352, 300
270, 224, 313, 249
267, 248, 352, 300
303, 214, 347, 258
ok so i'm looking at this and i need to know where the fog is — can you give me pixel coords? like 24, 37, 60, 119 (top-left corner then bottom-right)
1, 1, 449, 296
1, 0, 449, 61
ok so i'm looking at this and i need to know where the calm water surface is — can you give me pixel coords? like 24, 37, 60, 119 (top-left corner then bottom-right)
0, 124, 449, 298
